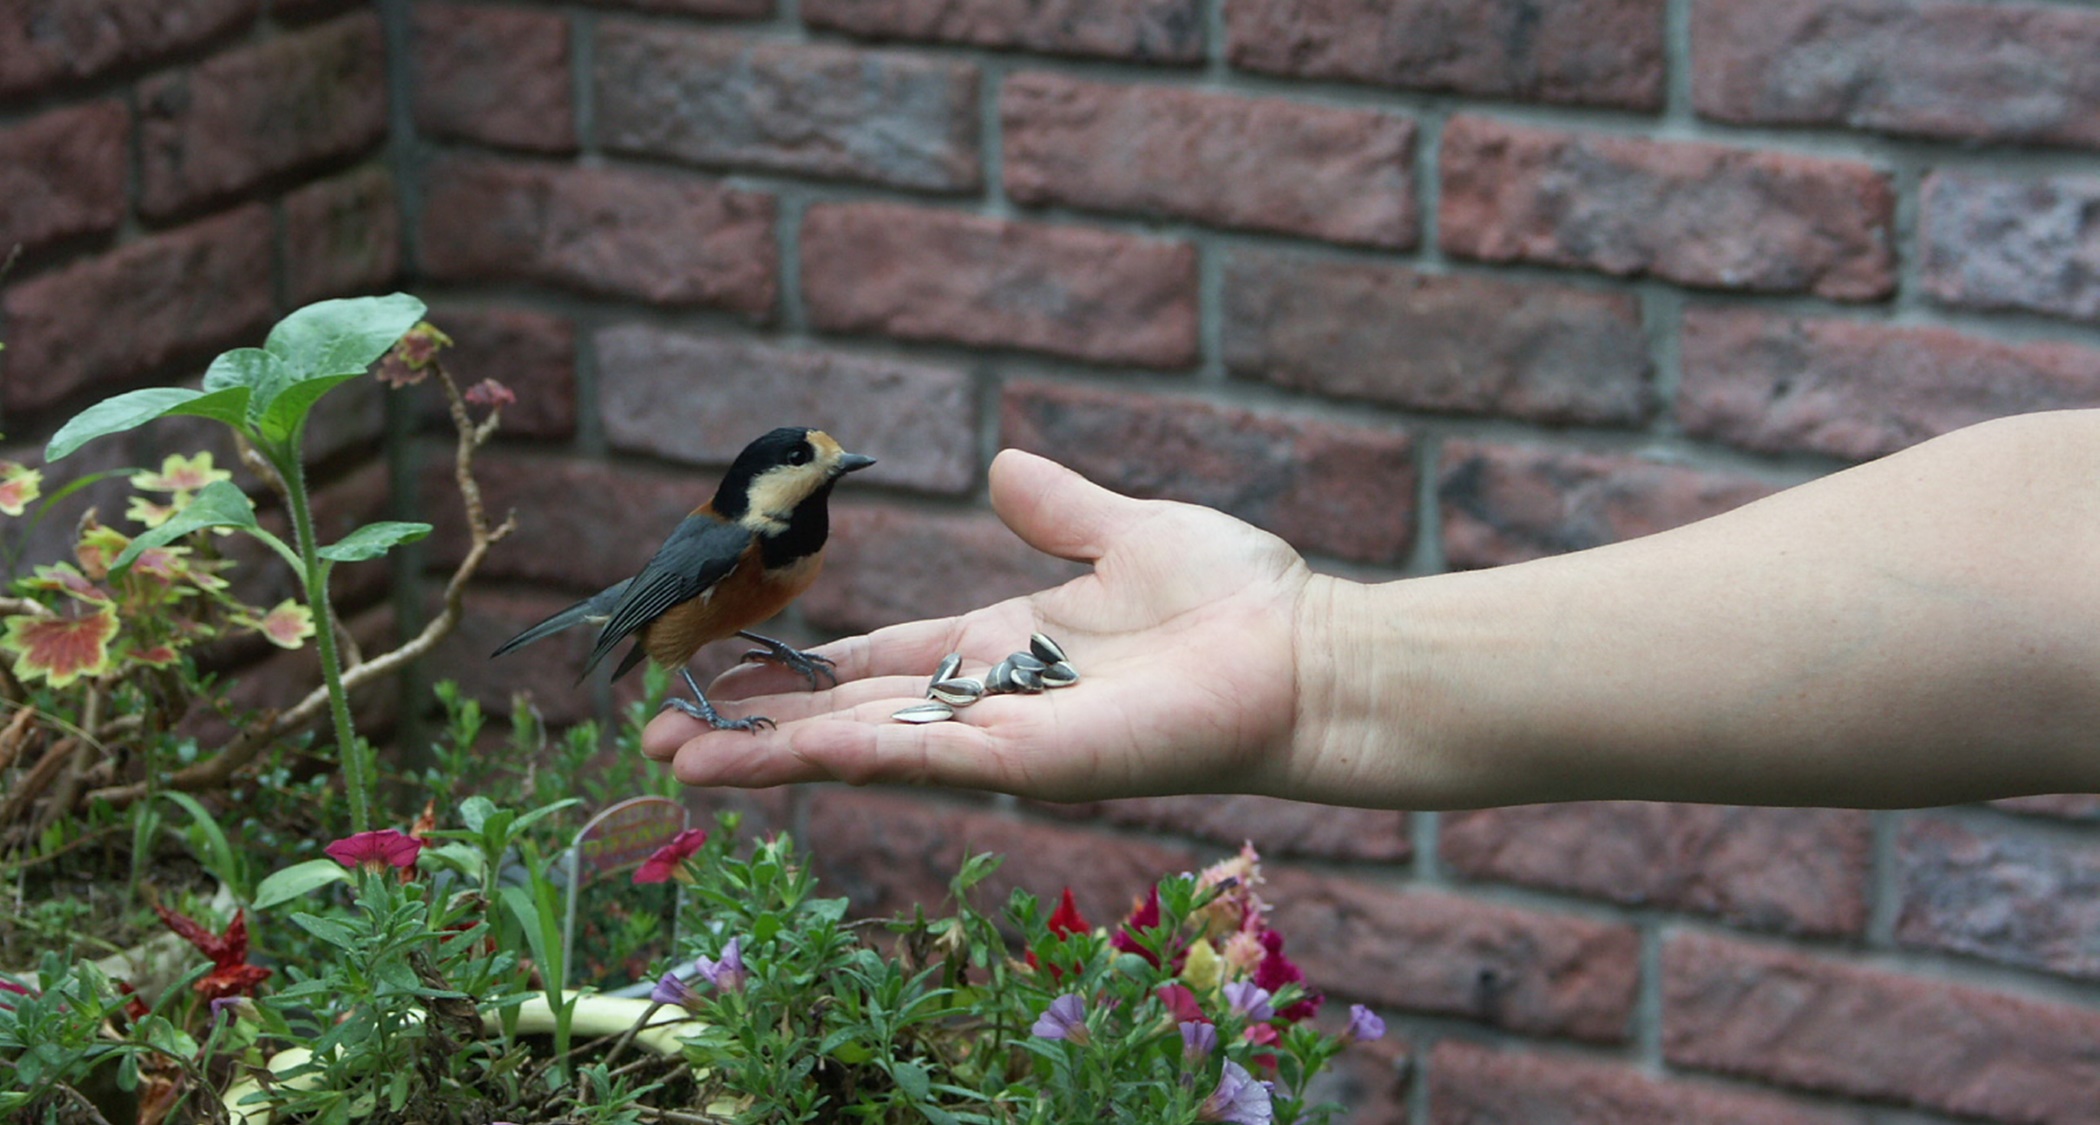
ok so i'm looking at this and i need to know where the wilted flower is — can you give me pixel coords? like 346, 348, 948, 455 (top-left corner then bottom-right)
1180, 1020, 1217, 1063
633, 827, 708, 884
152, 903, 272, 1003
1031, 992, 1088, 1044
1198, 1060, 1274, 1125
695, 937, 746, 993
464, 378, 515, 410
210, 996, 258, 1025
374, 322, 452, 387
650, 970, 705, 1012
1222, 980, 1273, 1023
0, 460, 43, 518
325, 829, 425, 874
1345, 1004, 1386, 1042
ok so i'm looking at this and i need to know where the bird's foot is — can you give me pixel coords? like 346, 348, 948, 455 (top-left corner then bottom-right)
736, 631, 838, 690
661, 695, 775, 732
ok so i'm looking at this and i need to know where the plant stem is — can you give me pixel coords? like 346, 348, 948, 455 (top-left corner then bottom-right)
280, 446, 370, 833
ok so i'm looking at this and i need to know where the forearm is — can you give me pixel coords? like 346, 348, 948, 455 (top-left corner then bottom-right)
1300, 410, 2100, 809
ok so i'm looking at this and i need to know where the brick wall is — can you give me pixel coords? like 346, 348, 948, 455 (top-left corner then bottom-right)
11, 0, 2100, 1119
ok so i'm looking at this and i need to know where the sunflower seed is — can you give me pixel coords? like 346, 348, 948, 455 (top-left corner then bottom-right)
1040, 661, 1079, 688
1011, 665, 1044, 693
932, 652, 963, 686
892, 701, 956, 724
929, 677, 985, 706
1029, 633, 1068, 665
985, 658, 1019, 694
1007, 651, 1047, 674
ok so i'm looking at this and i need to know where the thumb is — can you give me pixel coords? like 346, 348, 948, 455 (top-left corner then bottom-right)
988, 449, 1150, 564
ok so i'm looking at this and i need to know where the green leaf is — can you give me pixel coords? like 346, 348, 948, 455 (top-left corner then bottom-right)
164, 384, 256, 429
890, 1060, 931, 1102
111, 480, 257, 572
257, 371, 365, 445
317, 521, 433, 563
460, 796, 497, 834
254, 859, 350, 910
264, 294, 426, 383
46, 388, 209, 461
290, 912, 363, 952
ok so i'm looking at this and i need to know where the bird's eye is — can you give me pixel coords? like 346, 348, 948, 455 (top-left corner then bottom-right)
788, 445, 814, 466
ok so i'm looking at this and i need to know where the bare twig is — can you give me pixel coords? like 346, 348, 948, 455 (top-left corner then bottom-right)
0, 597, 51, 618
1, 736, 76, 829
34, 688, 98, 837
84, 367, 513, 808
0, 705, 37, 773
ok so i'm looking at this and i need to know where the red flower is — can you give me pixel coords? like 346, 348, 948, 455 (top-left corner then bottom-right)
1111, 886, 1164, 967
325, 829, 425, 874
1254, 931, 1321, 1023
1027, 887, 1094, 982
152, 903, 272, 1003
1158, 983, 1208, 1024
633, 828, 708, 885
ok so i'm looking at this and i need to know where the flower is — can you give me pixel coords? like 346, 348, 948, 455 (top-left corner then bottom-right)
3, 605, 118, 687
1027, 887, 1092, 981
1222, 980, 1273, 1023
1181, 937, 1223, 992
464, 378, 515, 410
633, 828, 708, 885
650, 971, 705, 1012
134, 453, 231, 493
1159, 983, 1207, 1024
1112, 886, 1164, 967
695, 937, 746, 993
0, 978, 32, 1008
374, 322, 453, 387
1031, 992, 1088, 1044
1198, 1060, 1274, 1125
1221, 930, 1265, 978
152, 903, 272, 1003
251, 600, 316, 649
210, 996, 258, 1025
1254, 931, 1321, 1022
0, 460, 42, 518
1180, 1020, 1217, 1063
325, 829, 425, 874
1192, 843, 1268, 942
1345, 1004, 1386, 1042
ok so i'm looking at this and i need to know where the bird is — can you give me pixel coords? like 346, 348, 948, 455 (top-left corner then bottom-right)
491, 426, 875, 731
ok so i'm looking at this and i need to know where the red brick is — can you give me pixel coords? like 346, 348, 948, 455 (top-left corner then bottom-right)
805, 788, 1200, 929
433, 586, 603, 729
283, 164, 400, 306
1693, 0, 2100, 150
1439, 441, 1774, 569
1267, 867, 1639, 1041
1440, 115, 1895, 301
802, 0, 1201, 63
1896, 816, 2100, 981
138, 12, 388, 219
1442, 803, 1869, 936
1222, 250, 1651, 426
1314, 1035, 1413, 1125
999, 380, 1416, 564
430, 306, 577, 441
0, 102, 126, 258
580, 0, 769, 17
1677, 308, 2100, 461
2, 205, 273, 417
1038, 796, 1412, 863
0, 0, 258, 97
798, 503, 1088, 635
1228, 0, 1664, 110
1993, 794, 2100, 822
598, 26, 980, 193
419, 155, 777, 315
412, 3, 576, 154
802, 203, 1195, 368
303, 371, 386, 467
1002, 73, 1415, 248
1430, 1040, 1864, 1125
1922, 171, 2100, 324
594, 324, 976, 495
1664, 931, 2100, 1122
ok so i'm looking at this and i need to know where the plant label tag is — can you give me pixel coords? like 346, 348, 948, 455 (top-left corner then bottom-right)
573, 796, 687, 882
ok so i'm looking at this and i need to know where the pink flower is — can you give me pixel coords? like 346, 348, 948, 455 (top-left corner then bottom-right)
325, 829, 425, 874
1158, 983, 1206, 1024
1198, 1060, 1274, 1124
464, 378, 516, 410
632, 828, 708, 885
1031, 992, 1088, 1044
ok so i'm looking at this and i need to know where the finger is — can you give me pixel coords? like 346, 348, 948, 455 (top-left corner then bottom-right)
988, 448, 1152, 565
668, 697, 1070, 795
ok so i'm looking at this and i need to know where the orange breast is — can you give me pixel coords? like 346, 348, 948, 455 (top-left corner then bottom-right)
639, 548, 825, 668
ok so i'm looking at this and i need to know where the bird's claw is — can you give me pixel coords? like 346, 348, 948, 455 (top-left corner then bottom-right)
661, 695, 774, 733
737, 637, 839, 690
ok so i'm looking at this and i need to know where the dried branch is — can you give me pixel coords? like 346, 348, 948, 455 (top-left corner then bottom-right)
0, 705, 36, 773
84, 368, 514, 808
1, 736, 76, 828
0, 597, 51, 617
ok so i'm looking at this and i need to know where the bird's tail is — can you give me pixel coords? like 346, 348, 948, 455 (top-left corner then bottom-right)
489, 579, 632, 658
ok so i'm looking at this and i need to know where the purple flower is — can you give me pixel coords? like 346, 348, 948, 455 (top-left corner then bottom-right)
1031, 992, 1089, 1044
695, 937, 747, 993
1345, 1003, 1386, 1042
651, 970, 704, 1012
1222, 980, 1274, 1023
1180, 1020, 1217, 1062
1198, 1060, 1274, 1124
209, 996, 256, 1025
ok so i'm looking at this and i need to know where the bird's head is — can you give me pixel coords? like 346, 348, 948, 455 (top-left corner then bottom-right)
713, 427, 876, 528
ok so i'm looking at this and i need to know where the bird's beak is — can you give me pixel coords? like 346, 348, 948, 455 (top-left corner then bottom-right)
835, 453, 877, 477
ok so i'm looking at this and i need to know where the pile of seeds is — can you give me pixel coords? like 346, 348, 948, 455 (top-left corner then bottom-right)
892, 633, 1078, 724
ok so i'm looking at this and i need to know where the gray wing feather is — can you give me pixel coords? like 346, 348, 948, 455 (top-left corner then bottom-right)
580, 516, 751, 676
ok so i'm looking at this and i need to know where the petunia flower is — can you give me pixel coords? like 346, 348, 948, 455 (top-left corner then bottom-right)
134, 453, 232, 493
1192, 843, 1269, 942
152, 903, 272, 1003
1181, 937, 1223, 992
1198, 1060, 1274, 1125
1031, 992, 1088, 1044
464, 378, 515, 410
1027, 886, 1092, 981
211, 996, 258, 1025
1345, 1004, 1386, 1042
1221, 929, 1266, 978
650, 970, 705, 1012
1254, 931, 1321, 1022
632, 827, 708, 885
3, 605, 118, 687
325, 829, 425, 874
1180, 1020, 1217, 1063
1222, 980, 1273, 1023
0, 460, 42, 518
694, 937, 746, 993
1158, 983, 1207, 1024
1112, 886, 1165, 967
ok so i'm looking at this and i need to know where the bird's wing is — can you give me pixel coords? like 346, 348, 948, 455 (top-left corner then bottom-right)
580, 516, 753, 677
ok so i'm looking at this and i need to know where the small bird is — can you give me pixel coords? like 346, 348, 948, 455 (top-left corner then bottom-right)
492, 427, 875, 731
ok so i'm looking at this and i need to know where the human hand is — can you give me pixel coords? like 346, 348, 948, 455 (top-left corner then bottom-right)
640, 449, 1320, 802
